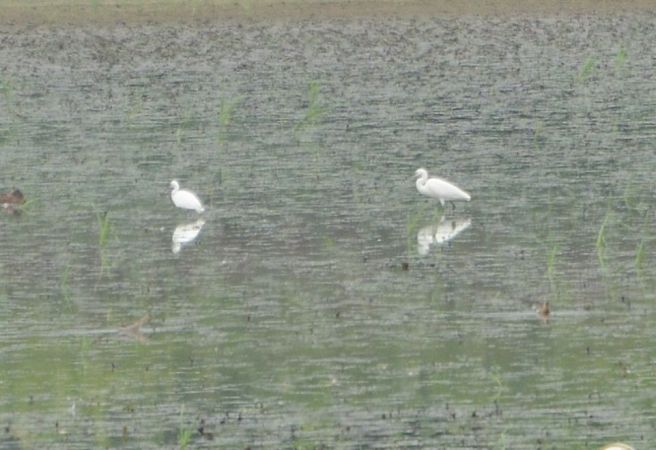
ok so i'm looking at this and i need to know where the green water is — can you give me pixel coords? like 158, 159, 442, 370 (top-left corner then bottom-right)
1, 14, 655, 449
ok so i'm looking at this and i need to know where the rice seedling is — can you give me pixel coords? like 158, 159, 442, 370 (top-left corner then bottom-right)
0, 75, 19, 142
546, 244, 558, 287
239, 0, 254, 14
218, 97, 240, 128
61, 265, 72, 304
531, 121, 545, 151
97, 211, 111, 249
623, 182, 639, 210
178, 405, 193, 449
96, 210, 112, 277
622, 181, 649, 217
0, 76, 16, 112
489, 367, 505, 402
178, 425, 192, 449
126, 89, 144, 126
405, 209, 425, 255
634, 240, 646, 278
614, 46, 628, 72
18, 196, 36, 211
175, 109, 194, 145
429, 278, 444, 302
576, 56, 597, 82
322, 235, 336, 252
217, 96, 242, 144
294, 80, 325, 138
596, 212, 609, 269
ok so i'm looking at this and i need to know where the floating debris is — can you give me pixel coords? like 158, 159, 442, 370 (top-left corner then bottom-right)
118, 314, 151, 343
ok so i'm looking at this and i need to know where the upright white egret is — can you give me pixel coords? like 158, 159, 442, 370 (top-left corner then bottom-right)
414, 168, 471, 207
170, 180, 205, 213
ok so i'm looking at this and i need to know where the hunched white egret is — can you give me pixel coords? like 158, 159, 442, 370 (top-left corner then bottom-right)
170, 180, 205, 213
414, 168, 471, 207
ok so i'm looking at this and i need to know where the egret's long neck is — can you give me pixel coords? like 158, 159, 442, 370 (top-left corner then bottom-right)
416, 176, 428, 195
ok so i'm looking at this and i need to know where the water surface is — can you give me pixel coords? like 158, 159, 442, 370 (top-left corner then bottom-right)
1, 13, 655, 449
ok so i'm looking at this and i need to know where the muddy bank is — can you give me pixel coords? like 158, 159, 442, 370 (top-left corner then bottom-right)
2, 0, 655, 25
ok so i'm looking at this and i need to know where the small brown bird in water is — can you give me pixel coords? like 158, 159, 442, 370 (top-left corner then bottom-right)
536, 302, 550, 321
0, 189, 25, 205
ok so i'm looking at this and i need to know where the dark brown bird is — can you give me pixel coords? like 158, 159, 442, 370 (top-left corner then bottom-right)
0, 189, 25, 205
536, 302, 550, 322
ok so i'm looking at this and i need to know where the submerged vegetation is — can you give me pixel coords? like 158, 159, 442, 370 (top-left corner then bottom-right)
596, 212, 609, 269
294, 80, 326, 139
97, 211, 111, 250
546, 243, 558, 288
576, 47, 630, 84
60, 265, 72, 305
634, 240, 646, 279
96, 210, 112, 276
0, 75, 19, 143
576, 56, 597, 82
178, 405, 193, 450
614, 46, 628, 72
217, 96, 242, 145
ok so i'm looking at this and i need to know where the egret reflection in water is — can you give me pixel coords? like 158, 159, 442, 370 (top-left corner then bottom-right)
417, 216, 471, 255
172, 218, 206, 253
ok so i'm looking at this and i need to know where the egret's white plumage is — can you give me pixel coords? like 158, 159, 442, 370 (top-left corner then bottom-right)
414, 168, 471, 207
170, 180, 204, 213
599, 444, 635, 450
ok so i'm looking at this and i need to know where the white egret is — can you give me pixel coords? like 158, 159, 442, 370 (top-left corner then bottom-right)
599, 444, 635, 450
170, 180, 205, 213
414, 168, 471, 208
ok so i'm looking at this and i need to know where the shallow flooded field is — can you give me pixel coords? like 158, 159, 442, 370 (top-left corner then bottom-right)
1, 11, 655, 449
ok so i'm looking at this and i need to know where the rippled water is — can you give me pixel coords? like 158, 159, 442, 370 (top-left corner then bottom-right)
1, 13, 655, 449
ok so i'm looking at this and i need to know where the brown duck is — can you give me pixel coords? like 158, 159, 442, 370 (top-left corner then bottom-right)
0, 189, 25, 205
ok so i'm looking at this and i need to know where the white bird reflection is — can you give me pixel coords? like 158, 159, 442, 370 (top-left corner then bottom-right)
417, 216, 471, 255
172, 219, 206, 253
